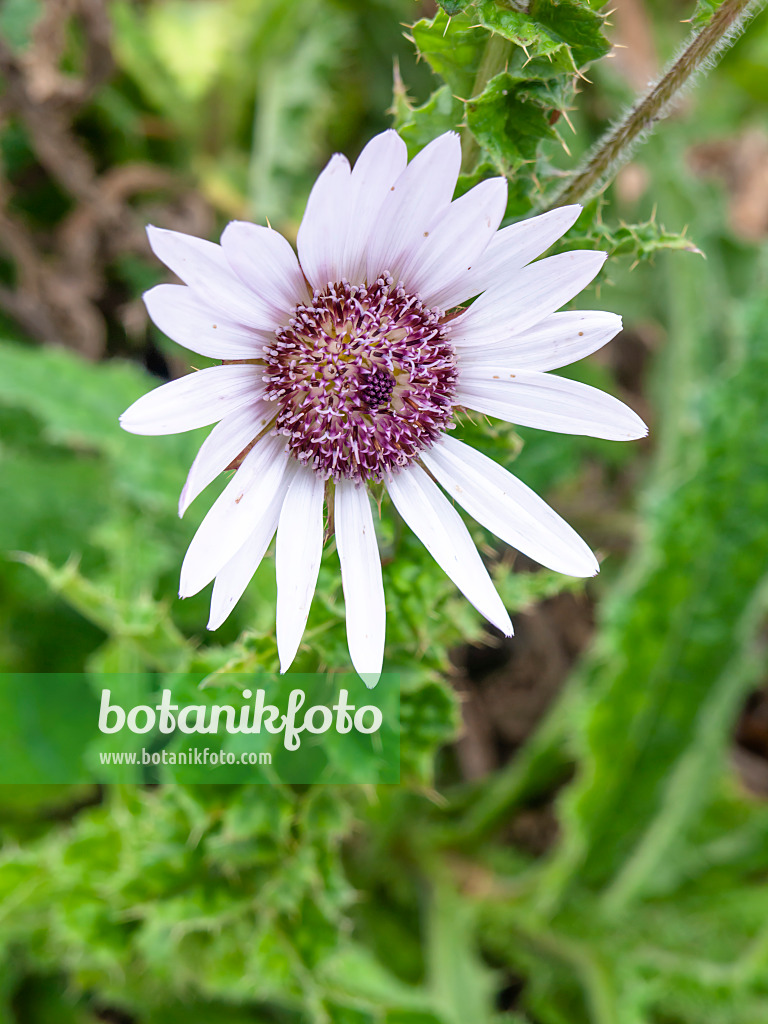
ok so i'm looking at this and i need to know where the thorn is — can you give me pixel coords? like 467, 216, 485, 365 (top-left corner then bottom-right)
560, 107, 576, 134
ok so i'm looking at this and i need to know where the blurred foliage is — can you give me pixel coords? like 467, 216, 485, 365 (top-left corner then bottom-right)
1, 1, 768, 1023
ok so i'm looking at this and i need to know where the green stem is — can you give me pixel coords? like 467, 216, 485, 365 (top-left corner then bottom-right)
461, 33, 512, 174
541, 0, 764, 210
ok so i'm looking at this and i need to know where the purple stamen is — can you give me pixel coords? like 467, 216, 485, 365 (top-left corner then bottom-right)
263, 275, 457, 481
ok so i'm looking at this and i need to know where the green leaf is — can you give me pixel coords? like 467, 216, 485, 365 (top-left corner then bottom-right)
540, 282, 768, 910
436, 0, 471, 15
427, 884, 498, 1024
466, 72, 560, 170
247, 0, 350, 224
476, 1, 565, 56
563, 206, 705, 263
318, 946, 435, 1014
411, 12, 488, 99
691, 0, 727, 29
528, 0, 611, 66
18, 554, 192, 673
0, 341, 201, 514
394, 86, 465, 159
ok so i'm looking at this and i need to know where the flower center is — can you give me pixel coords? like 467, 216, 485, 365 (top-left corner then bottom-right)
263, 276, 457, 481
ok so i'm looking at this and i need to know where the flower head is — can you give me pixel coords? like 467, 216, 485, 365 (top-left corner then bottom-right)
120, 130, 647, 686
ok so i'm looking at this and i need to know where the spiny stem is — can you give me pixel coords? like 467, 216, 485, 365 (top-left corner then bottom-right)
541, 0, 765, 211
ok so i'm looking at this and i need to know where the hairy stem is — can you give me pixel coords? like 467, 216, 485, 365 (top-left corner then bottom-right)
541, 0, 765, 210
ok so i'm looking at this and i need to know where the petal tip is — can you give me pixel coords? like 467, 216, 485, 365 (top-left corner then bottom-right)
118, 410, 139, 434
625, 412, 650, 440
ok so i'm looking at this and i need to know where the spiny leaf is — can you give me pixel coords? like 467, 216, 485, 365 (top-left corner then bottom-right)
563, 213, 704, 263
436, 0, 471, 15
466, 72, 560, 169
540, 282, 768, 908
528, 0, 611, 66
411, 12, 489, 99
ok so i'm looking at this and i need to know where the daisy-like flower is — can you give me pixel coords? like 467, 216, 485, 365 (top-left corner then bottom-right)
120, 130, 646, 687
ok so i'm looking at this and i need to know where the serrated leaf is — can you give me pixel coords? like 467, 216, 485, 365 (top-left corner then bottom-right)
528, 0, 610, 67
411, 12, 488, 99
466, 72, 560, 169
476, 0, 564, 56
436, 0, 471, 15
563, 210, 704, 263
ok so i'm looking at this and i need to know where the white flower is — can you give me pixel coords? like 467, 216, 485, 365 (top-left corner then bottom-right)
120, 130, 646, 687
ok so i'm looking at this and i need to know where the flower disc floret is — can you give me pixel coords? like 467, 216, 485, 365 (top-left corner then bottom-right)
263, 276, 457, 481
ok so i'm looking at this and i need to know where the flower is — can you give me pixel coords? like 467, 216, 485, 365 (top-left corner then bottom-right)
120, 130, 647, 687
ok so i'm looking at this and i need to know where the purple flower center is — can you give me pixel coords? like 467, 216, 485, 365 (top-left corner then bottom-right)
263, 276, 457, 481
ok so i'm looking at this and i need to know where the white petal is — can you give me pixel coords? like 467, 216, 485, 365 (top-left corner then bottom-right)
456, 367, 649, 440
365, 132, 462, 283
296, 153, 352, 290
143, 284, 272, 360
119, 365, 264, 436
179, 398, 277, 516
146, 225, 281, 331
335, 479, 385, 687
400, 177, 508, 307
386, 463, 512, 636
275, 465, 325, 672
421, 435, 598, 577
458, 311, 623, 372
207, 462, 298, 631
340, 130, 409, 285
179, 433, 290, 597
220, 221, 310, 318
455, 205, 582, 302
453, 250, 607, 346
